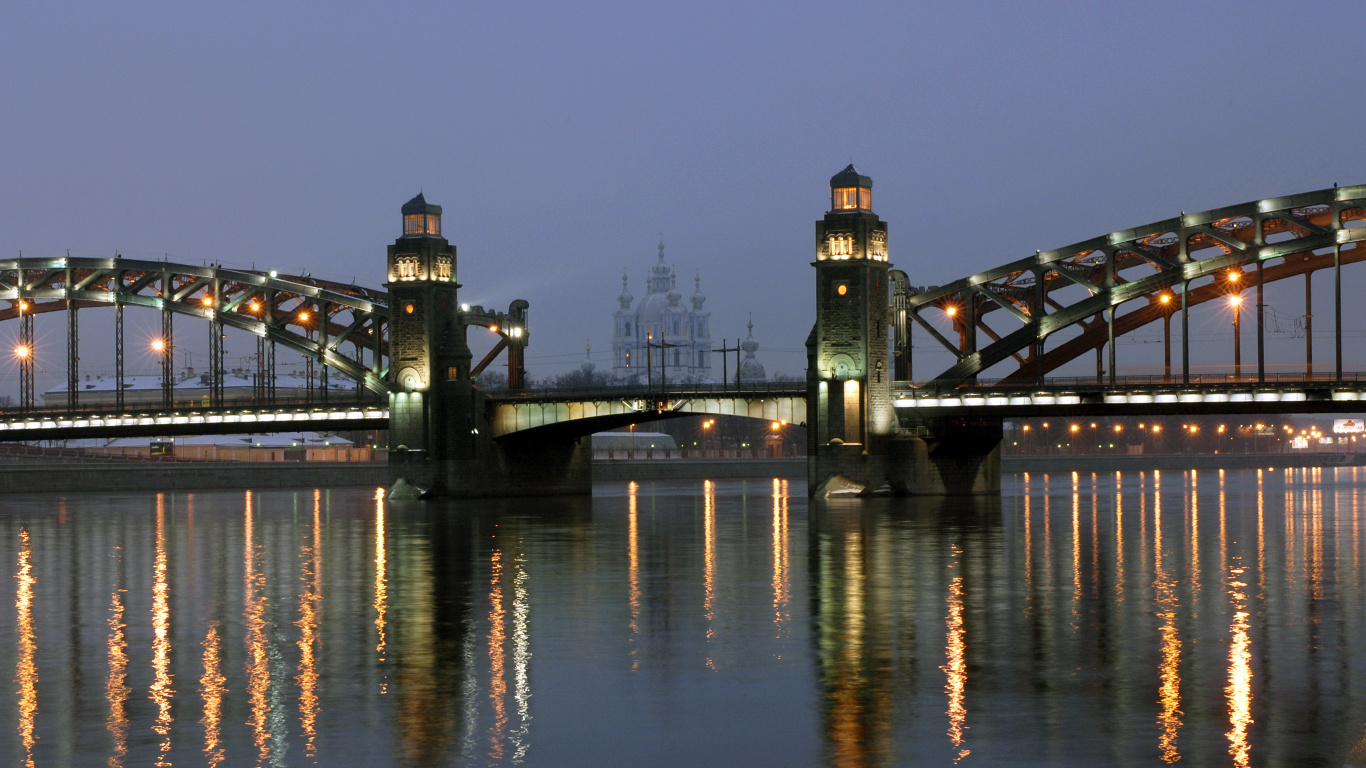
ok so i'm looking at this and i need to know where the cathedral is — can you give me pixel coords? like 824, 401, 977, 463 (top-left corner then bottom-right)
611, 240, 766, 384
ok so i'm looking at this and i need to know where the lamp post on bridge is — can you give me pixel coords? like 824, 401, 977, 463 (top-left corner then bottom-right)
1230, 294, 1243, 380
711, 339, 740, 392
647, 335, 677, 393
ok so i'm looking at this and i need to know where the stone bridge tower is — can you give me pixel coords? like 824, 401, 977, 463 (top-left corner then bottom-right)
385, 193, 591, 498
808, 168, 1000, 496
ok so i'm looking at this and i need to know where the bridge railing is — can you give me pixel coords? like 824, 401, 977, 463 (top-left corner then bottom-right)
901, 371, 1366, 395
0, 394, 389, 421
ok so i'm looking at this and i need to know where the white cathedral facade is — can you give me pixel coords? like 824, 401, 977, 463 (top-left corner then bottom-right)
611, 240, 765, 385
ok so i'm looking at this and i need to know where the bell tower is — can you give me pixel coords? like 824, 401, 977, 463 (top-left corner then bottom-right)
386, 193, 470, 468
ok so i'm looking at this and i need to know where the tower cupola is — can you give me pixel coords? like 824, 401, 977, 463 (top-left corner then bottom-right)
401, 192, 442, 238
829, 164, 873, 213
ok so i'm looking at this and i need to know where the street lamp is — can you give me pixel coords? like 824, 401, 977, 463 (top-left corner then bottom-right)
1158, 293, 1174, 381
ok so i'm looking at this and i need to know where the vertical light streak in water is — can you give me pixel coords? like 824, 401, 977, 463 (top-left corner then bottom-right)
151, 493, 174, 767
1071, 472, 1081, 620
772, 479, 790, 634
627, 481, 640, 667
1354, 479, 1361, 595
374, 487, 388, 692
1225, 558, 1253, 768
1153, 490, 1183, 763
1023, 474, 1032, 598
296, 488, 324, 762
1043, 478, 1053, 605
1188, 470, 1200, 595
942, 546, 969, 764
15, 529, 37, 768
703, 479, 717, 669
200, 622, 226, 768
243, 489, 272, 764
1310, 482, 1324, 602
1115, 472, 1125, 603
1091, 483, 1100, 597
1257, 471, 1266, 600
107, 567, 129, 767
510, 555, 532, 763
488, 549, 507, 762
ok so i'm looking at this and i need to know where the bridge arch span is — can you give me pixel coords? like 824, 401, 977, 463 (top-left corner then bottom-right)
900, 185, 1366, 387
488, 387, 806, 439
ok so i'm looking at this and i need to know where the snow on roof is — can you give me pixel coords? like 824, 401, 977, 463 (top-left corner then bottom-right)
57, 431, 353, 448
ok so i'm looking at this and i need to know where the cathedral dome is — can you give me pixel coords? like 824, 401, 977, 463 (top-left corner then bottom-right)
666, 269, 682, 307
618, 269, 633, 310
581, 341, 596, 374
691, 272, 706, 311
738, 316, 766, 383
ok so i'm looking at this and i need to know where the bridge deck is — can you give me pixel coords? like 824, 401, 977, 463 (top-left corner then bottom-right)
896, 373, 1366, 417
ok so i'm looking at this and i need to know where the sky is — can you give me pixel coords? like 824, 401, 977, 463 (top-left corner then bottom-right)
2, 0, 1364, 392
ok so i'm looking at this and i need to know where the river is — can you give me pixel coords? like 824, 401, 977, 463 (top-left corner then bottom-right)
0, 468, 1363, 766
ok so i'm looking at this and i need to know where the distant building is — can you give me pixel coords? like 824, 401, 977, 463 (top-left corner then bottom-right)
612, 239, 713, 383
43, 368, 357, 408
738, 316, 766, 384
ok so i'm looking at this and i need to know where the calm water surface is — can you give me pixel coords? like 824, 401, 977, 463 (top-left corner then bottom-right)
2, 469, 1366, 766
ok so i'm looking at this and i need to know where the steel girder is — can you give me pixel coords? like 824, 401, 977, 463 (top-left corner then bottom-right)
0, 257, 395, 394
901, 185, 1366, 387
0, 257, 534, 397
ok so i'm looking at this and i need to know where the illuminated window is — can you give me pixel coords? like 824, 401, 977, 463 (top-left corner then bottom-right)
403, 213, 441, 236
836, 283, 848, 296
404, 302, 415, 314
447, 367, 459, 379
832, 187, 872, 211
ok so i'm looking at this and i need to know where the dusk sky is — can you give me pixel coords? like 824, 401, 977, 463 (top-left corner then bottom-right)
3, 1, 1363, 389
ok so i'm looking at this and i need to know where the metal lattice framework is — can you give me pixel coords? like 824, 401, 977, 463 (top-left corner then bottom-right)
0, 256, 531, 408
896, 185, 1366, 389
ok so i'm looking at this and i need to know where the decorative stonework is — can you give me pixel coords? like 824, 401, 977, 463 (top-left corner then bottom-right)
869, 231, 888, 261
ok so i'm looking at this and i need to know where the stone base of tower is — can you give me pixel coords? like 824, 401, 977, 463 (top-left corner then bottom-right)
389, 433, 594, 498
808, 417, 1002, 497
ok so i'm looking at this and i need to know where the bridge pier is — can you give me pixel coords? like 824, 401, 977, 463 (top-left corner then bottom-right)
808, 167, 1001, 497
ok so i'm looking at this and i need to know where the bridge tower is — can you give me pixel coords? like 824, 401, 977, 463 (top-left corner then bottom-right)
808, 167, 1000, 496
385, 193, 591, 498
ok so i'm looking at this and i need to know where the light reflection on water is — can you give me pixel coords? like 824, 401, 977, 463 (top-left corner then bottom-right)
8, 471, 1366, 764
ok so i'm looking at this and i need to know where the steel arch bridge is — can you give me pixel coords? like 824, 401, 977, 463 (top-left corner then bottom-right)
0, 255, 530, 411
894, 184, 1366, 392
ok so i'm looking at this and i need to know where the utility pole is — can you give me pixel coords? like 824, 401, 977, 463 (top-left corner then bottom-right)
648, 338, 677, 393
712, 340, 741, 392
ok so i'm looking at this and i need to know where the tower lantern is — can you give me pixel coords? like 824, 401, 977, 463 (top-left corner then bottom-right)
402, 192, 442, 238
829, 164, 873, 212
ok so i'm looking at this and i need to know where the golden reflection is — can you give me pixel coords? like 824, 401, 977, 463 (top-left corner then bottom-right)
16, 529, 37, 768
510, 555, 532, 763
1115, 472, 1125, 602
1071, 472, 1081, 621
1226, 562, 1253, 767
200, 622, 226, 768
244, 489, 273, 764
1188, 470, 1200, 595
772, 478, 791, 634
628, 481, 640, 666
1023, 474, 1032, 598
704, 479, 717, 668
943, 547, 969, 763
107, 580, 130, 768
151, 494, 174, 766
1257, 471, 1266, 600
1154, 494, 1183, 763
827, 528, 868, 768
1310, 485, 1324, 602
297, 488, 324, 762
489, 548, 507, 762
374, 486, 389, 690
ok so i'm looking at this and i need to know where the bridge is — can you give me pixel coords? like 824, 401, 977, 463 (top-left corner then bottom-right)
1, 175, 1363, 496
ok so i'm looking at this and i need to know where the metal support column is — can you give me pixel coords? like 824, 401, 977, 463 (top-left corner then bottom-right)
1257, 261, 1265, 384
255, 335, 266, 403
115, 303, 125, 410
1181, 281, 1189, 384
1163, 312, 1172, 382
1335, 244, 1343, 381
1305, 272, 1313, 377
319, 302, 330, 404
67, 299, 78, 411
1107, 308, 1115, 385
161, 307, 173, 407
267, 340, 276, 405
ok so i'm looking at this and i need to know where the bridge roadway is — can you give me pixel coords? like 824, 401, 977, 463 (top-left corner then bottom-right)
0, 383, 809, 442
897, 373, 1366, 418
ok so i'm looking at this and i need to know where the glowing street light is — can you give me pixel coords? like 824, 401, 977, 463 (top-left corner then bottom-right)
1229, 293, 1243, 378
13, 344, 29, 359
151, 338, 166, 353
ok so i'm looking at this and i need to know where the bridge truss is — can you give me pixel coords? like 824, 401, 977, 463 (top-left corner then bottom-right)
0, 256, 529, 413
894, 185, 1366, 391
